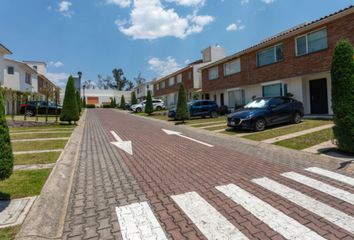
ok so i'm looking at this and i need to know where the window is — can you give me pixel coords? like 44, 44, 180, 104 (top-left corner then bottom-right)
159, 81, 165, 89
208, 66, 219, 80
257, 44, 284, 67
7, 66, 14, 75
168, 77, 175, 86
155, 84, 159, 90
176, 74, 182, 83
187, 71, 192, 79
283, 84, 288, 96
262, 83, 282, 97
224, 59, 241, 76
228, 89, 245, 109
296, 28, 327, 56
25, 73, 31, 84
33, 65, 38, 70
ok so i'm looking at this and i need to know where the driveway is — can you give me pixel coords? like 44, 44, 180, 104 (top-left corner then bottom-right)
63, 109, 354, 240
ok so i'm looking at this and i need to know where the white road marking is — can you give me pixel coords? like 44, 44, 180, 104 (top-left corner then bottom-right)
171, 191, 248, 240
253, 177, 354, 234
110, 130, 123, 142
115, 202, 168, 240
110, 130, 133, 155
216, 184, 325, 240
162, 129, 214, 147
282, 172, 354, 205
305, 167, 354, 187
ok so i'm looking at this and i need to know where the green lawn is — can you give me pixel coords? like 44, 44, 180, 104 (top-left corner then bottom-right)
10, 132, 71, 140
274, 128, 334, 150
243, 120, 332, 141
191, 120, 226, 128
12, 140, 67, 152
203, 125, 227, 131
0, 226, 21, 240
14, 152, 61, 165
0, 169, 52, 200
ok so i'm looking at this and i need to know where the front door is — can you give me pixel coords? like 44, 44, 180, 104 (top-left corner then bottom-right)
309, 78, 328, 114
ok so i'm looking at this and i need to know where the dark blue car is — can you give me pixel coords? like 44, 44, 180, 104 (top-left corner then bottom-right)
168, 100, 219, 119
227, 97, 304, 131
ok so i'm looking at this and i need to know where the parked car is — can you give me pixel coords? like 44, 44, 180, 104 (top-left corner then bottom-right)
168, 100, 219, 119
20, 101, 62, 116
130, 99, 165, 112
227, 97, 304, 131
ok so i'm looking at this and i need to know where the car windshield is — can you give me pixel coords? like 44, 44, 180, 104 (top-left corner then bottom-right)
244, 99, 270, 109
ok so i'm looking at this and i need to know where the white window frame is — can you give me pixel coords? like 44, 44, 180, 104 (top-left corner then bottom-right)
208, 66, 219, 80
295, 27, 328, 56
25, 73, 31, 84
223, 59, 241, 76
168, 77, 175, 86
176, 74, 182, 83
159, 81, 165, 89
256, 43, 284, 67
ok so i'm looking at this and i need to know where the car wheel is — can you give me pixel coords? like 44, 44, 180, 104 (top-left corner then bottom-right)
25, 110, 34, 117
156, 106, 162, 111
254, 118, 266, 131
293, 112, 302, 124
210, 111, 218, 118
136, 108, 142, 113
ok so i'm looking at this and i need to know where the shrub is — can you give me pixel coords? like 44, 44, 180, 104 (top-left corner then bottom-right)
131, 92, 138, 105
102, 104, 112, 108
86, 104, 95, 108
175, 83, 190, 122
145, 90, 154, 115
120, 95, 126, 110
219, 105, 230, 115
0, 89, 14, 181
331, 39, 354, 153
60, 76, 79, 124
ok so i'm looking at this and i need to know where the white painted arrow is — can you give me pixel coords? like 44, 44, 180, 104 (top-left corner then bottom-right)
162, 129, 214, 147
110, 131, 133, 155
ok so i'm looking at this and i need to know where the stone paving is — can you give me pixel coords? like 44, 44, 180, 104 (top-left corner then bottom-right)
0, 197, 36, 228
63, 109, 354, 240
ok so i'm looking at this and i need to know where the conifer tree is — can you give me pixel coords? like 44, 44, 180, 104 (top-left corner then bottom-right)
120, 95, 126, 110
60, 76, 79, 124
175, 83, 190, 123
145, 90, 154, 115
76, 91, 81, 113
131, 92, 138, 105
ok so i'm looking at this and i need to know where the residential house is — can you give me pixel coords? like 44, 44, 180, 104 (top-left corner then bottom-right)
81, 88, 131, 107
0, 43, 12, 87
200, 5, 354, 115
133, 81, 154, 102
153, 45, 226, 107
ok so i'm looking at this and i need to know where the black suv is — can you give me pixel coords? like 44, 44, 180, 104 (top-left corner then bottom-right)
20, 101, 62, 116
227, 97, 304, 131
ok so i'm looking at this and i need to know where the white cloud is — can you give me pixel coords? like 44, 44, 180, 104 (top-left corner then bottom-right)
148, 57, 181, 76
116, 0, 214, 39
47, 72, 70, 89
165, 0, 205, 7
226, 21, 245, 31
58, 1, 74, 17
240, 0, 249, 5
262, 0, 276, 3
49, 61, 64, 68
106, 0, 131, 8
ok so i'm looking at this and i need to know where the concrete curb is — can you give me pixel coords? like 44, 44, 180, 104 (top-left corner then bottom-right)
16, 110, 87, 240
124, 110, 354, 174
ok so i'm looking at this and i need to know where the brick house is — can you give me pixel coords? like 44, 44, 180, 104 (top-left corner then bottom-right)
153, 45, 226, 107
200, 5, 354, 115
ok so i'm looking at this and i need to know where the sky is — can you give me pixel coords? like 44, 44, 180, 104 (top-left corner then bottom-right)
0, 0, 353, 88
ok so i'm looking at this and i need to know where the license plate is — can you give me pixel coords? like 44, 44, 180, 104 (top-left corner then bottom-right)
230, 121, 235, 126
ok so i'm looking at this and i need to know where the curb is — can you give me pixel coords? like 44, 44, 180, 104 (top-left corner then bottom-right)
16, 110, 87, 240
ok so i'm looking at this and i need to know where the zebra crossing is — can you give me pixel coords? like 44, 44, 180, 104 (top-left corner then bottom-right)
116, 167, 354, 240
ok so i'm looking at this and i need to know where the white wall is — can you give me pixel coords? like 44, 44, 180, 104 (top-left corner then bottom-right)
24, 62, 47, 76
3, 60, 20, 90
0, 55, 4, 86
78, 89, 132, 106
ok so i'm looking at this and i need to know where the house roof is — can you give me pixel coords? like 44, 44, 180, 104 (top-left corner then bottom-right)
23, 60, 47, 66
4, 58, 37, 74
152, 65, 193, 84
0, 43, 12, 55
38, 74, 58, 88
200, 4, 354, 70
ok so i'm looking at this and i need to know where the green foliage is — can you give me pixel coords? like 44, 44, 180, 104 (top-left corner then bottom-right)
131, 91, 138, 105
60, 76, 79, 124
175, 83, 190, 122
113, 97, 117, 108
0, 90, 14, 181
76, 91, 81, 113
145, 90, 154, 115
86, 104, 95, 109
120, 95, 126, 110
331, 39, 354, 153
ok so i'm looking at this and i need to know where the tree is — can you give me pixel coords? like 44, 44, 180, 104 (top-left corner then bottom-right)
76, 91, 81, 113
131, 91, 138, 105
112, 68, 128, 90
175, 83, 190, 123
60, 76, 79, 124
0, 88, 14, 181
145, 90, 154, 115
54, 88, 60, 123
113, 97, 117, 108
120, 95, 126, 110
22, 91, 31, 120
331, 39, 354, 153
125, 80, 134, 91
134, 72, 146, 85
82, 97, 86, 108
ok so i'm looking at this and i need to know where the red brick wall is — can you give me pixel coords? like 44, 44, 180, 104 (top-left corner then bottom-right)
153, 68, 194, 97
202, 12, 354, 92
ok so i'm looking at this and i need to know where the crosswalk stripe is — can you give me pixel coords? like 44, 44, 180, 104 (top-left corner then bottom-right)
115, 202, 168, 240
216, 184, 325, 240
305, 167, 354, 187
171, 191, 249, 240
253, 177, 354, 234
282, 172, 354, 205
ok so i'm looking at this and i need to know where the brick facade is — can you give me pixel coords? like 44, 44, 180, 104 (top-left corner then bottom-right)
201, 10, 354, 92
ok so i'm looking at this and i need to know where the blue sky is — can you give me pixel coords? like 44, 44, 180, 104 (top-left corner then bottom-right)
0, 0, 353, 88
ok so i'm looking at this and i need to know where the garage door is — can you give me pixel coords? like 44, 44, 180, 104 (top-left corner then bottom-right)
87, 97, 99, 105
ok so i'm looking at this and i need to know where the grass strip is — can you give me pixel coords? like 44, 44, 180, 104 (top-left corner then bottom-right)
203, 125, 227, 131
10, 132, 71, 140
0, 225, 21, 240
0, 169, 52, 200
243, 120, 332, 141
12, 140, 68, 152
14, 152, 61, 165
274, 128, 334, 150
10, 125, 75, 133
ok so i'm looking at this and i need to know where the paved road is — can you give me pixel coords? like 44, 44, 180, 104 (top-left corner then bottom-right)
63, 109, 354, 240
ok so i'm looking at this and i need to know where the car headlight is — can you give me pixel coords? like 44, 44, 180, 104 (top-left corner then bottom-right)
242, 115, 253, 120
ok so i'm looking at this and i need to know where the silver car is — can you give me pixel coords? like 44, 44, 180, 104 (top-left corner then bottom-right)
131, 99, 165, 113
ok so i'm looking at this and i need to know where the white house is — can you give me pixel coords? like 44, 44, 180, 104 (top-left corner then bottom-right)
0, 43, 12, 87
78, 88, 132, 107
133, 81, 153, 102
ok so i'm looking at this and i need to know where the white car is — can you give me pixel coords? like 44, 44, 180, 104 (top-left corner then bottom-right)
131, 99, 166, 113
